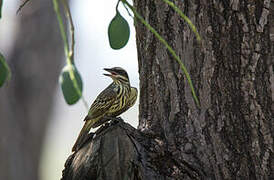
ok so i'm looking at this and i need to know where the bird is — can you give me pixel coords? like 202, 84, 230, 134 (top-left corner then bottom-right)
72, 67, 138, 152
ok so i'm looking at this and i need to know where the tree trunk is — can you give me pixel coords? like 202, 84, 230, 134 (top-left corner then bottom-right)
62, 0, 274, 179
0, 1, 63, 180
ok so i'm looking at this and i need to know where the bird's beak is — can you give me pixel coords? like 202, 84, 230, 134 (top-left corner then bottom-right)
103, 68, 116, 77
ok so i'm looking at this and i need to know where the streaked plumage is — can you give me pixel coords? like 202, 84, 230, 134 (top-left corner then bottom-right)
72, 67, 137, 151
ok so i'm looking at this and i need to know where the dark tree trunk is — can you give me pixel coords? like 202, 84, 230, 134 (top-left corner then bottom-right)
62, 0, 274, 179
0, 1, 63, 180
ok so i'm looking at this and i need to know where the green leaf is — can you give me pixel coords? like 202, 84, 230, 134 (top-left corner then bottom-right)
0, 0, 3, 19
59, 64, 83, 105
108, 11, 130, 50
0, 52, 11, 87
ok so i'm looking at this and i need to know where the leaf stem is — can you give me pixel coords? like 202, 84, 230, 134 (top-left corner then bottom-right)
61, 0, 75, 63
16, 0, 31, 14
115, 0, 120, 13
53, 0, 89, 110
52, 0, 69, 63
0, 0, 2, 18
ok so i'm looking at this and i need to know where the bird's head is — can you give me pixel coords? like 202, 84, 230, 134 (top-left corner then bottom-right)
103, 67, 130, 84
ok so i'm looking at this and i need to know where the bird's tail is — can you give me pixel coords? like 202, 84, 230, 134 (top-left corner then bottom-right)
72, 120, 92, 152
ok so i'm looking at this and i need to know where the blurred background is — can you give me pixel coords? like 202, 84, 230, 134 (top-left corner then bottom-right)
0, 0, 138, 180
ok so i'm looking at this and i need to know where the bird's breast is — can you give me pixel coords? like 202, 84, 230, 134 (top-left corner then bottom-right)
106, 84, 131, 117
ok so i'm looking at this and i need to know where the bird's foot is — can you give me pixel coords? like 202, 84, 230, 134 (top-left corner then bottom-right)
110, 116, 123, 126
102, 116, 121, 121
95, 117, 123, 135
85, 132, 95, 142
96, 123, 110, 135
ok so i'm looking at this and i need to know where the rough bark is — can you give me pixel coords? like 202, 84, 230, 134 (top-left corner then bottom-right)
62, 0, 273, 179
0, 1, 63, 180
135, 0, 273, 179
61, 120, 168, 180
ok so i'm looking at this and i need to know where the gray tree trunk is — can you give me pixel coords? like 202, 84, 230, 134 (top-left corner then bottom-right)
0, 1, 63, 180
61, 1, 274, 179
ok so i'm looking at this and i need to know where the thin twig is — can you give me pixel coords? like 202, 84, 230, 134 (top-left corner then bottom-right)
0, 0, 3, 18
53, 0, 69, 58
115, 0, 120, 12
60, 0, 89, 110
61, 0, 75, 63
53, 0, 89, 110
122, 2, 133, 18
16, 0, 31, 14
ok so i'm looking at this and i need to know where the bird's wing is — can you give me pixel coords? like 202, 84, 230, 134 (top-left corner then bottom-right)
84, 84, 118, 120
129, 87, 138, 107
